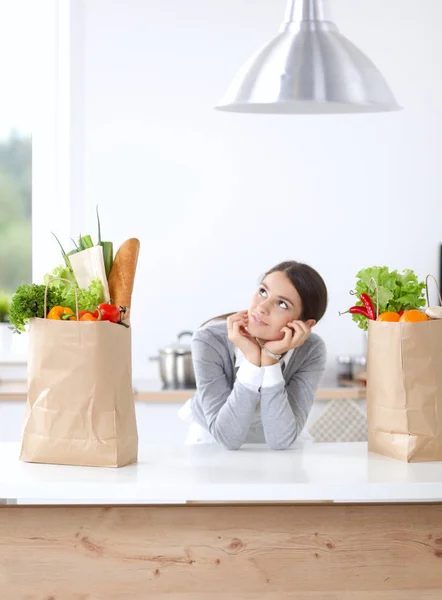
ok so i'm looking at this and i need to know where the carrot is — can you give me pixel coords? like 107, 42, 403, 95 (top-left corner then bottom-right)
108, 238, 140, 318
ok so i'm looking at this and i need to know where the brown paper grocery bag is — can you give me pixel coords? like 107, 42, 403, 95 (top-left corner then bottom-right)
20, 283, 138, 467
367, 283, 442, 462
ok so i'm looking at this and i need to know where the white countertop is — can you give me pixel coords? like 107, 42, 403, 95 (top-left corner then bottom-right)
1, 442, 442, 505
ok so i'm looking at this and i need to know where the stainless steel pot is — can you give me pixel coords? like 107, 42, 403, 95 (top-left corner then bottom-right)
149, 331, 196, 389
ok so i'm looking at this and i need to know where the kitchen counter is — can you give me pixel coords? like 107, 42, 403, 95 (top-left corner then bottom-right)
0, 379, 367, 402
1, 441, 441, 505
1, 441, 441, 598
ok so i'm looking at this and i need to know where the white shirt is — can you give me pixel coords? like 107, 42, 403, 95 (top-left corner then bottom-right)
235, 347, 295, 437
179, 349, 296, 445
234, 347, 295, 391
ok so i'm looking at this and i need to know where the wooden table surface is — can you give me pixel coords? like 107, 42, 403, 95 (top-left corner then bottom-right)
1, 503, 442, 599
0, 440, 440, 598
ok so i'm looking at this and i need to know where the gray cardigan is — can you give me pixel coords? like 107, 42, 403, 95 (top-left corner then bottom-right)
189, 319, 327, 450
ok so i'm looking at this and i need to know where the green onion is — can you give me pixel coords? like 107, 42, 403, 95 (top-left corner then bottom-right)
52, 232, 75, 275
101, 241, 113, 278
96, 206, 113, 278
96, 205, 102, 244
80, 235, 94, 249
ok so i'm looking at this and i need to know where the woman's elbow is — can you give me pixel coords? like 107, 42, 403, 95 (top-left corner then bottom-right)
266, 437, 297, 451
211, 427, 243, 450
221, 439, 243, 451
209, 419, 246, 450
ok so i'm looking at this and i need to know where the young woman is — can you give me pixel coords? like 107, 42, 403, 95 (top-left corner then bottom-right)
179, 261, 328, 450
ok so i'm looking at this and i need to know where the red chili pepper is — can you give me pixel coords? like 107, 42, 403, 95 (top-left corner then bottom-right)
339, 305, 371, 318
349, 306, 371, 318
359, 293, 376, 320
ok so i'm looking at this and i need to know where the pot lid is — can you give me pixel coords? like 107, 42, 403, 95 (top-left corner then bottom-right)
161, 331, 194, 355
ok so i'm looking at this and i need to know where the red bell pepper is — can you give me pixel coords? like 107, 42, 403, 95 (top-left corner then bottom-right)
96, 303, 122, 323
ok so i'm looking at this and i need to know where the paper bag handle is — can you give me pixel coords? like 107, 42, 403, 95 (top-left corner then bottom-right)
425, 274, 442, 307
368, 277, 380, 319
44, 278, 79, 320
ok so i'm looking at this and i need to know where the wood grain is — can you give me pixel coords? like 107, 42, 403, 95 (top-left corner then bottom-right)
2, 594, 442, 600
0, 504, 441, 599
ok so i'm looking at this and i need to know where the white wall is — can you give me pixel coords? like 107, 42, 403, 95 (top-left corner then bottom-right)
72, 0, 442, 383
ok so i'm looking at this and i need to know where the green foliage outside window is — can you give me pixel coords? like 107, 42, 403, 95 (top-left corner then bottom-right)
0, 132, 31, 299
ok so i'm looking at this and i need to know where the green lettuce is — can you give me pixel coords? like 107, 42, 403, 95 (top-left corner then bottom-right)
351, 266, 426, 331
61, 278, 104, 313
44, 264, 76, 287
44, 265, 104, 313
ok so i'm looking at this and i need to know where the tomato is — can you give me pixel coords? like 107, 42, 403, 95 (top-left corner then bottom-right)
96, 303, 121, 323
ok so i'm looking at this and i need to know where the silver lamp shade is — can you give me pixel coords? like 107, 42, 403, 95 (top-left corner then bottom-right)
216, 0, 401, 114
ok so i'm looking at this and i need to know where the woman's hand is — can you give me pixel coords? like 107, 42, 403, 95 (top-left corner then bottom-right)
227, 311, 261, 366
262, 320, 312, 363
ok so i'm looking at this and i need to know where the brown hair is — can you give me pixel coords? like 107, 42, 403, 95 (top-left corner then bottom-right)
201, 260, 328, 327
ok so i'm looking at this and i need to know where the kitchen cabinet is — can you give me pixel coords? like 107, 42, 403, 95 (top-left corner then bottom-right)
0, 400, 189, 445
0, 380, 367, 443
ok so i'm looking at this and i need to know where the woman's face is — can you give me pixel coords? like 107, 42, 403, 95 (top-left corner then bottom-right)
247, 271, 313, 341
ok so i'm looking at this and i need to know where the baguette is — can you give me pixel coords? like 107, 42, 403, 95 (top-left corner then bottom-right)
108, 238, 140, 318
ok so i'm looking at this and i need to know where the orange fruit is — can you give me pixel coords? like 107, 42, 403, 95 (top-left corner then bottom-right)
378, 312, 400, 322
399, 310, 429, 323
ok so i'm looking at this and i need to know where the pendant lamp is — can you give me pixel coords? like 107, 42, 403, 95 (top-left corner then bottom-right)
215, 0, 401, 114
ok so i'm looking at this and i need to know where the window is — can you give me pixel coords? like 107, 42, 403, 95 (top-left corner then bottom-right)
0, 0, 78, 297
0, 1, 75, 362
0, 133, 32, 294
0, 1, 33, 296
